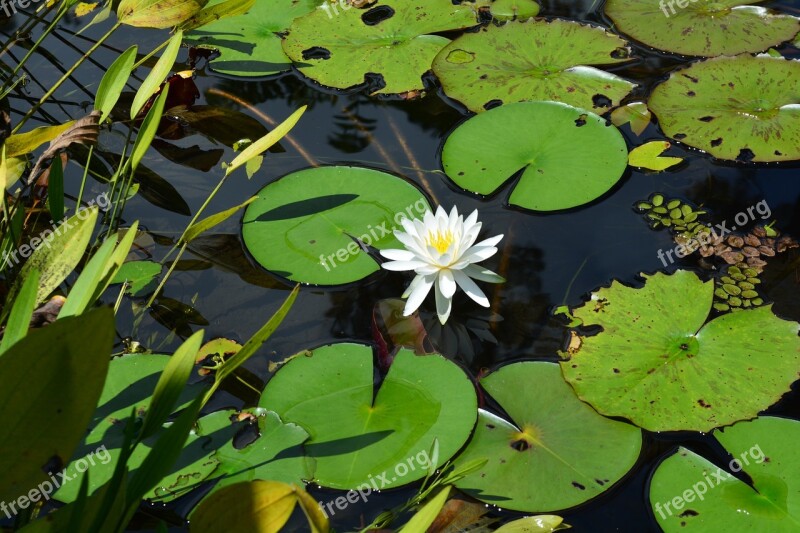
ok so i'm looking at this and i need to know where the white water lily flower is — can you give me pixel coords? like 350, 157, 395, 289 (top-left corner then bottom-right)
380, 206, 504, 324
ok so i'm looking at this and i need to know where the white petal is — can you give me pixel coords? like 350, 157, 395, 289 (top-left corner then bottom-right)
400, 217, 418, 237
404, 274, 435, 315
460, 246, 498, 263
463, 264, 505, 283
438, 269, 457, 298
473, 234, 504, 248
464, 209, 479, 229
382, 260, 428, 271
415, 264, 442, 275
452, 269, 490, 307
434, 279, 453, 324
394, 231, 427, 256
379, 248, 416, 261
402, 274, 424, 298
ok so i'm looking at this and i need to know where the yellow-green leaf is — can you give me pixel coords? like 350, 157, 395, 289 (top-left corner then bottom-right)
610, 101, 651, 136
400, 486, 452, 532
628, 141, 683, 171
190, 481, 300, 533
495, 515, 568, 532
131, 31, 183, 119
117, 0, 205, 29
4, 121, 74, 158
225, 106, 306, 176
96, 45, 138, 122
183, 197, 255, 244
179, 0, 255, 31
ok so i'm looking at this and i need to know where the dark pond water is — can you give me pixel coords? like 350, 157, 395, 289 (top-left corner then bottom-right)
4, 0, 800, 530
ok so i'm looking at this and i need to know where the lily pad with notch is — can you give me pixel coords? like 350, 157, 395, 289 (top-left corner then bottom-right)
560, 270, 800, 432
259, 344, 477, 489
650, 416, 800, 531
605, 0, 800, 57
242, 166, 431, 285
432, 19, 635, 113
648, 55, 800, 163
452, 362, 642, 512
282, 0, 479, 95
441, 101, 628, 212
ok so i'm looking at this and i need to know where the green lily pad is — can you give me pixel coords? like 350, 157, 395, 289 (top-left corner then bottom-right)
241, 166, 430, 285
560, 270, 800, 432
55, 354, 208, 503
259, 344, 477, 489
453, 362, 642, 512
432, 19, 635, 113
490, 0, 540, 21
648, 55, 800, 162
605, 0, 800, 57
208, 409, 311, 492
441, 102, 628, 211
650, 417, 800, 531
282, 0, 479, 95
185, 0, 323, 77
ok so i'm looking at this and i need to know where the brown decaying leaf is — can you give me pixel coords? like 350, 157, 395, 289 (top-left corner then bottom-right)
426, 496, 494, 533
28, 111, 101, 184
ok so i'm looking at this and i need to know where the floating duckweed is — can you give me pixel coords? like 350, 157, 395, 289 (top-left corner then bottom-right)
728, 297, 742, 307
667, 199, 681, 210
741, 290, 759, 299
713, 303, 730, 312
752, 298, 764, 306
714, 288, 729, 300
652, 194, 664, 207
747, 277, 761, 285
669, 208, 681, 219
723, 284, 742, 296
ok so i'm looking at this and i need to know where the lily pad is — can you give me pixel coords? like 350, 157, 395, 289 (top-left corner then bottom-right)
208, 409, 311, 492
432, 19, 635, 113
282, 0, 479, 95
610, 101, 651, 136
440, 102, 628, 212
55, 354, 208, 503
605, 0, 800, 57
453, 362, 642, 512
241, 166, 430, 285
259, 344, 477, 489
650, 416, 800, 531
560, 270, 800, 432
628, 141, 683, 171
648, 55, 800, 162
185, 0, 323, 77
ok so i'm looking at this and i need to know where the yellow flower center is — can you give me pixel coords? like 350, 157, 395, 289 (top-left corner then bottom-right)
427, 229, 454, 254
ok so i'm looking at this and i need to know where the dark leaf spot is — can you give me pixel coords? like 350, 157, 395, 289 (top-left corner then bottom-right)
486, 424, 495, 429
737, 148, 756, 162
679, 510, 699, 517
302, 47, 331, 60
479, 74, 488, 80
572, 482, 586, 490
613, 368, 620, 373
592, 94, 612, 108
687, 91, 696, 96
575, 114, 588, 127
483, 99, 503, 110
774, 150, 782, 156
682, 74, 699, 83
698, 399, 711, 408
673, 133, 687, 140
699, 116, 714, 122
711, 138, 723, 147
511, 439, 531, 451
362, 5, 395, 25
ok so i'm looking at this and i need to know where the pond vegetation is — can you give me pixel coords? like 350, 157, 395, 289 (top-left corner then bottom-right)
1, 0, 799, 531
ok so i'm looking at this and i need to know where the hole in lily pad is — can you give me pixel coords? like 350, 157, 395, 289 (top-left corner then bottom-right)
362, 5, 395, 25
483, 99, 503, 110
302, 46, 331, 60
